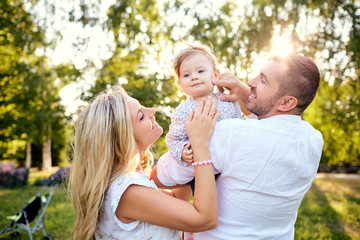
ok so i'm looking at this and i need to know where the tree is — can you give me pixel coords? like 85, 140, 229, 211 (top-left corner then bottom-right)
165, 0, 360, 166
0, 0, 80, 169
0, 0, 44, 166
49, 0, 359, 165
75, 0, 182, 158
300, 0, 360, 166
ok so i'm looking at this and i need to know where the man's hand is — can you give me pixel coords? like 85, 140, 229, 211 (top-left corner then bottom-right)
181, 143, 193, 164
212, 72, 250, 103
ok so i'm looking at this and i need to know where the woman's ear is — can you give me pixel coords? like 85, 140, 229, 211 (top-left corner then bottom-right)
277, 96, 298, 112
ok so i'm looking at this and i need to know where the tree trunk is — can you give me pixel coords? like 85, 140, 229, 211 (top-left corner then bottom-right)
42, 134, 52, 170
25, 141, 31, 168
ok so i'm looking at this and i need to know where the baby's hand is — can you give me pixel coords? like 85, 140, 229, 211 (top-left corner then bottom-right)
181, 143, 193, 164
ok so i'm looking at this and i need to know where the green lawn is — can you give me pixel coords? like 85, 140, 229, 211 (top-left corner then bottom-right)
295, 177, 360, 240
0, 169, 74, 240
0, 171, 359, 240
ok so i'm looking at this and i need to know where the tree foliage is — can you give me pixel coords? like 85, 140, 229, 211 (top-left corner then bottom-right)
0, 0, 42, 142
1, 0, 359, 166
163, 0, 359, 166
78, 0, 182, 156
0, 0, 80, 167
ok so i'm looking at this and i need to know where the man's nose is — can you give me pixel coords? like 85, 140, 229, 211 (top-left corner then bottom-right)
247, 78, 256, 87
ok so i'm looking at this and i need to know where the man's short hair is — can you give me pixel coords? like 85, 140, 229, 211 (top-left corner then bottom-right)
273, 54, 320, 114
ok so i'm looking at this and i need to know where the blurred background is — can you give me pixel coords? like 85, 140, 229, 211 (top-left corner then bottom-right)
1, 0, 359, 171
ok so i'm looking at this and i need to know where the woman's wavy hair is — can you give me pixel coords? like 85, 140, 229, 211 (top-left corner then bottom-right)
68, 88, 153, 240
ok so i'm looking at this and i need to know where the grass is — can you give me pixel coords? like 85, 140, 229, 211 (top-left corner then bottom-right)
0, 171, 359, 240
0, 169, 74, 240
295, 177, 360, 240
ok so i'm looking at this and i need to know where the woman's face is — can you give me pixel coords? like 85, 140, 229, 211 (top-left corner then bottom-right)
128, 97, 163, 151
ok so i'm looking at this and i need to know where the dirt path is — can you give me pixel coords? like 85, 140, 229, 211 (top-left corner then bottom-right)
316, 173, 360, 179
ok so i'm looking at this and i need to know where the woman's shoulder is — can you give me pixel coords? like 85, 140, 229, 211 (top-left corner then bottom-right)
110, 172, 158, 193
97, 171, 179, 239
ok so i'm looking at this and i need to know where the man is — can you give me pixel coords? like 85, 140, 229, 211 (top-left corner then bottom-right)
151, 54, 324, 239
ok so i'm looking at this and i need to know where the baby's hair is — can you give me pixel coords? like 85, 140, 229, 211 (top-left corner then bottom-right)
172, 43, 218, 81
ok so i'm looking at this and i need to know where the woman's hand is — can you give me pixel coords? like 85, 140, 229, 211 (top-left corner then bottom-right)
185, 96, 220, 149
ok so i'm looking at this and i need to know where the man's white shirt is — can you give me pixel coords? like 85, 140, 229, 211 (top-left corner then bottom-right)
157, 114, 324, 240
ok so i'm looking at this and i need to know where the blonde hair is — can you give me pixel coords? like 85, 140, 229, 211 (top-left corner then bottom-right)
172, 43, 219, 81
69, 88, 153, 240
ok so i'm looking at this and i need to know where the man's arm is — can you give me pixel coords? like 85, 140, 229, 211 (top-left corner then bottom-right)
213, 72, 252, 116
213, 72, 251, 103
151, 165, 192, 202
150, 165, 166, 188
150, 152, 195, 187
159, 182, 192, 201
238, 98, 252, 116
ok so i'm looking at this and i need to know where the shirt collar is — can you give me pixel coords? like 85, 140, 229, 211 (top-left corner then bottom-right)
266, 114, 302, 121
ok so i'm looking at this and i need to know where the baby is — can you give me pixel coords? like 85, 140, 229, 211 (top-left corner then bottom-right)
165, 44, 244, 166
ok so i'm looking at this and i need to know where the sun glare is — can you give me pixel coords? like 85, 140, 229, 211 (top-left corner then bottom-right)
271, 34, 294, 57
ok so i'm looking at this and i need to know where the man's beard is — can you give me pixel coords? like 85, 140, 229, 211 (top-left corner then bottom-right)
246, 95, 279, 118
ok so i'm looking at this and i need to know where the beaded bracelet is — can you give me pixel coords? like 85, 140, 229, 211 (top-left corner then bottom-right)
192, 160, 213, 167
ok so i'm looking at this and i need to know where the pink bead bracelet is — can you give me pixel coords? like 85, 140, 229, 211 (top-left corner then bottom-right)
192, 160, 213, 167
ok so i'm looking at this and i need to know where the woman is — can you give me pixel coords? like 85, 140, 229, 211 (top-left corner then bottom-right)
69, 88, 219, 239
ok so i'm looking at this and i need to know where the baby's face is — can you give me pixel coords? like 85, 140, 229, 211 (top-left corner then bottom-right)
178, 52, 219, 99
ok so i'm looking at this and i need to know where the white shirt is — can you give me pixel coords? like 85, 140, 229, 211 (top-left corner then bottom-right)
156, 114, 324, 240
96, 172, 179, 240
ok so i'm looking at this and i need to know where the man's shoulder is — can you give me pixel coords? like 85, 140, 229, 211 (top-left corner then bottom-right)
217, 117, 261, 128
261, 114, 323, 140
215, 115, 319, 136
214, 118, 261, 136
301, 119, 324, 142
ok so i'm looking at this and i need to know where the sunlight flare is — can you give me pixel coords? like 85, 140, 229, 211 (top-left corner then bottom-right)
271, 34, 294, 57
